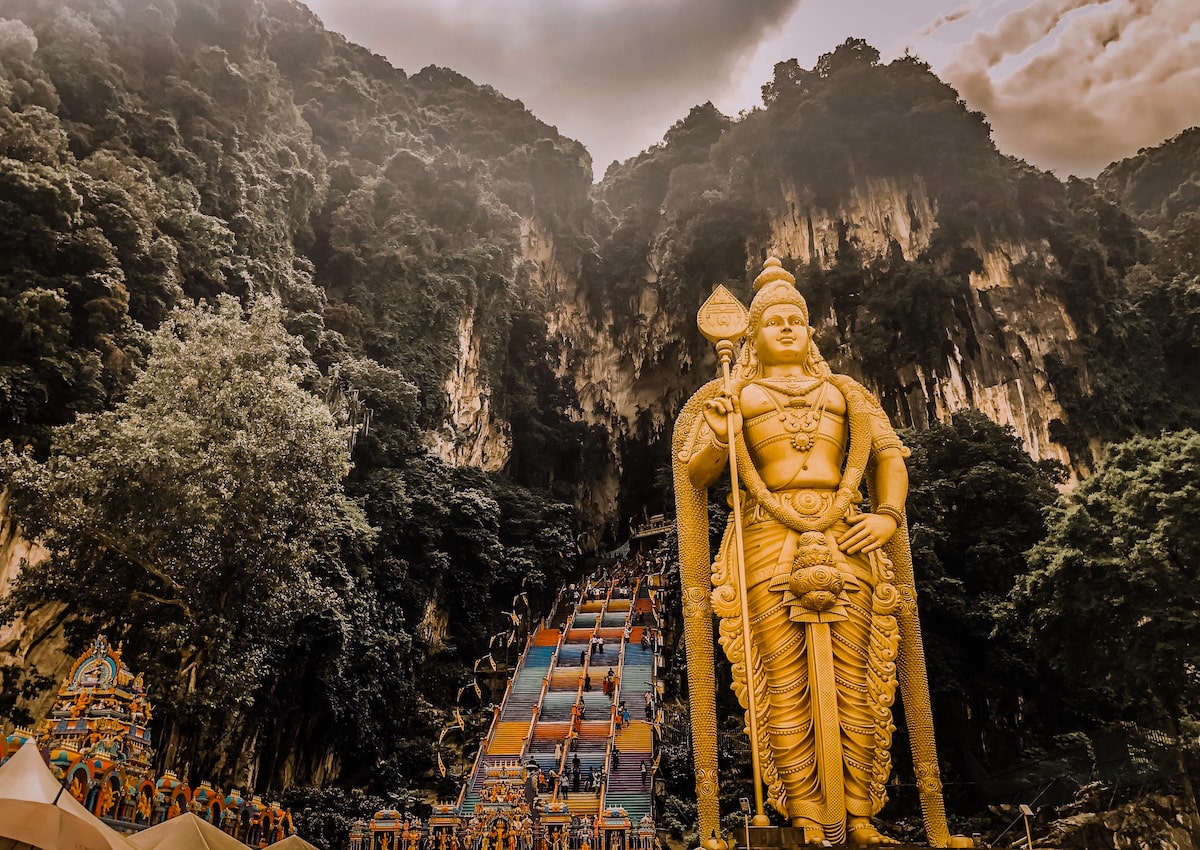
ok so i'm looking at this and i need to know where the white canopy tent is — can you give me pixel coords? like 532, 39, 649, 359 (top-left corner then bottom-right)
127, 812, 252, 850
0, 741, 134, 850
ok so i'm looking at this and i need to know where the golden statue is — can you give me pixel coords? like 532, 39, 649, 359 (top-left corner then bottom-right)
96, 782, 115, 816
673, 258, 970, 847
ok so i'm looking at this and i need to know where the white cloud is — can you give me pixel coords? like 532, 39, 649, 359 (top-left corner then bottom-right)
943, 0, 1200, 176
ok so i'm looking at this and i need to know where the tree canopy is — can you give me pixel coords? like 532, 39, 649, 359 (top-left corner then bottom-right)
1012, 430, 1200, 726
0, 295, 371, 775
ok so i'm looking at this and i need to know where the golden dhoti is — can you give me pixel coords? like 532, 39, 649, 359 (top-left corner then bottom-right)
712, 490, 900, 838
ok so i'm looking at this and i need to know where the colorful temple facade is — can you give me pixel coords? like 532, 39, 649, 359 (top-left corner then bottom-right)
0, 634, 294, 843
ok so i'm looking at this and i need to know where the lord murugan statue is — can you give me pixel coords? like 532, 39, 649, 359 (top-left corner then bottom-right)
673, 258, 970, 847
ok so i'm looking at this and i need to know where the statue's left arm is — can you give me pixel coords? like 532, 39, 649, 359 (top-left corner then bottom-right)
838, 385, 910, 554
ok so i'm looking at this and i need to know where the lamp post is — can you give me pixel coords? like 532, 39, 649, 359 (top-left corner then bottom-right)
738, 797, 751, 850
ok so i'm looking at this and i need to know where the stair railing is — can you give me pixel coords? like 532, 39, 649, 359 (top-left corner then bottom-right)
524, 623, 564, 757
456, 621, 537, 811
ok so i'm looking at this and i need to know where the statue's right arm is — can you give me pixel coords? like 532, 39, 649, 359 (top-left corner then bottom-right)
686, 393, 740, 490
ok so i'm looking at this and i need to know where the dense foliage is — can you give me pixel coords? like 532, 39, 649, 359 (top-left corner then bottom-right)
1014, 430, 1200, 730
902, 413, 1066, 789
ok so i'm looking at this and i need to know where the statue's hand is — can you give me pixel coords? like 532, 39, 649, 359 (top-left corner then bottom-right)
837, 512, 898, 554
701, 393, 741, 445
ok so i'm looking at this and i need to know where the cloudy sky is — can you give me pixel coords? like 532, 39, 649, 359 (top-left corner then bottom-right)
302, 0, 1200, 180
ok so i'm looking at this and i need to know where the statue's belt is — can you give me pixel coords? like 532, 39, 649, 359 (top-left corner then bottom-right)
733, 490, 874, 591
735, 486, 840, 524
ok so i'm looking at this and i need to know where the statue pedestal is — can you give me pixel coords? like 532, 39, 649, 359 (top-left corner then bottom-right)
733, 826, 926, 849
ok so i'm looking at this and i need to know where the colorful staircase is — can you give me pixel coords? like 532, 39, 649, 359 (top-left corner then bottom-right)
458, 578, 659, 826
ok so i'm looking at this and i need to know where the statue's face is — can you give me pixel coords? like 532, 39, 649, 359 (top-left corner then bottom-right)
755, 304, 809, 366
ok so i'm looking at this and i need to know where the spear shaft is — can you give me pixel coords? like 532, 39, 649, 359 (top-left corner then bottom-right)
715, 340, 769, 826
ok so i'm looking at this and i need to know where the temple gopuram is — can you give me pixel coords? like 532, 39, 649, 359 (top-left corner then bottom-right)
0, 634, 294, 842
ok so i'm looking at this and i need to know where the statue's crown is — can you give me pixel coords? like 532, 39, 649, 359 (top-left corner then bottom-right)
748, 256, 808, 330
753, 256, 796, 292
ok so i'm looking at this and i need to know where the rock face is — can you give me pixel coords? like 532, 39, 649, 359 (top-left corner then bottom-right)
764, 174, 1078, 470
0, 490, 70, 725
768, 176, 939, 264
506, 171, 1084, 510
429, 313, 512, 472
1040, 794, 1196, 850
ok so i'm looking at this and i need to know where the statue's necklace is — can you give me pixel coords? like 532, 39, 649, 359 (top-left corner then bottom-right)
761, 378, 829, 461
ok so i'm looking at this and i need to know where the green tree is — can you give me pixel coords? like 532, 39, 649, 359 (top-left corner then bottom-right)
0, 294, 372, 776
901, 413, 1065, 794
1011, 430, 1200, 825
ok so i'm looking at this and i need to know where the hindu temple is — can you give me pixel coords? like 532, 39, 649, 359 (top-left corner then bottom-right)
0, 634, 295, 842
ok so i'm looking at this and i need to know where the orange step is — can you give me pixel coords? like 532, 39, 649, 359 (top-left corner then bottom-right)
534, 628, 561, 646
550, 669, 582, 688
564, 796, 601, 814
532, 722, 570, 741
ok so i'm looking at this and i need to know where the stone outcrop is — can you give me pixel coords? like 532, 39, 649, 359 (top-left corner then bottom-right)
1038, 794, 1196, 850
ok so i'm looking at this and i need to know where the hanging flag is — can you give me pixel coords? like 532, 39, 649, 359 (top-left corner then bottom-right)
473, 680, 482, 698
454, 708, 465, 730
438, 751, 446, 777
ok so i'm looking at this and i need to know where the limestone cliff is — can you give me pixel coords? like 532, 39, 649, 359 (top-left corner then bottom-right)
0, 490, 69, 725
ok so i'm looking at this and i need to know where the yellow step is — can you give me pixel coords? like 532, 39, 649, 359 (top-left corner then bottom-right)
616, 722, 652, 750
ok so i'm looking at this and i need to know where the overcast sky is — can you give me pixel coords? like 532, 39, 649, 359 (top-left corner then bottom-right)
302, 0, 1200, 180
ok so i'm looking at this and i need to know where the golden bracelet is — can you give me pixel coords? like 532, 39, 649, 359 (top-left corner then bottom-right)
875, 504, 903, 524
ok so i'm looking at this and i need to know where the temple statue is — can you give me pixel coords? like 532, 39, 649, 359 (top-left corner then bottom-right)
673, 259, 969, 847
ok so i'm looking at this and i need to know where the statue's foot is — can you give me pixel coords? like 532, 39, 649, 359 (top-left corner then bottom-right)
846, 817, 892, 846
790, 818, 824, 845
945, 836, 975, 848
